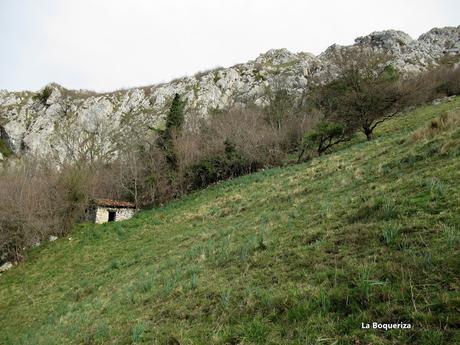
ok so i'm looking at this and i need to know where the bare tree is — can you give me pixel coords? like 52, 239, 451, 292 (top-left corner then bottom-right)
263, 80, 299, 131
51, 113, 120, 167
0, 159, 61, 261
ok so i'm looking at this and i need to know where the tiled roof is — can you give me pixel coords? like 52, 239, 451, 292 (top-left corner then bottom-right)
93, 198, 136, 208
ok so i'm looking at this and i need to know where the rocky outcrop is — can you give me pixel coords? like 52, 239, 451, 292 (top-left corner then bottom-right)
0, 26, 459, 161
0, 261, 13, 273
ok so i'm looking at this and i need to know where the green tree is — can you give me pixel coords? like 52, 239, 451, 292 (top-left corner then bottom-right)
165, 93, 186, 133
157, 93, 186, 169
313, 48, 405, 140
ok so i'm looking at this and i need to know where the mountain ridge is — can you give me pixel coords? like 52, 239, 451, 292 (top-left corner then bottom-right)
0, 25, 459, 160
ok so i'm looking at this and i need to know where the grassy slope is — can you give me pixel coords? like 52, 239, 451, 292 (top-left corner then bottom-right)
1, 99, 459, 345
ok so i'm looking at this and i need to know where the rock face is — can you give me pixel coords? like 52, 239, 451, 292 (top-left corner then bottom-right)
0, 26, 459, 161
0, 262, 13, 273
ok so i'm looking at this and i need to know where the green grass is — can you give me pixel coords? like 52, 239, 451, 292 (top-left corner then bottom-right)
1, 99, 460, 344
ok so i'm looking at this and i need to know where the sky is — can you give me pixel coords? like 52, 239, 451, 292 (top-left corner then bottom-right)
1, 0, 459, 92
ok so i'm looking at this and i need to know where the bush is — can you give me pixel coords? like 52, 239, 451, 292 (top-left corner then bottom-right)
299, 120, 350, 158
403, 65, 460, 105
0, 160, 96, 262
186, 140, 262, 190
435, 70, 460, 96
32, 86, 53, 105
432, 66, 460, 97
278, 109, 321, 153
263, 86, 297, 131
0, 160, 60, 262
202, 107, 286, 166
56, 166, 91, 232
175, 107, 286, 181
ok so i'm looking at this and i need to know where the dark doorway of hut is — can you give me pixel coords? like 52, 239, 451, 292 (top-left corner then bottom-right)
108, 211, 116, 222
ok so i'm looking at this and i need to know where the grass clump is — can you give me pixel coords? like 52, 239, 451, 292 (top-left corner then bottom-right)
349, 197, 399, 223
381, 222, 401, 247
131, 323, 146, 343
411, 109, 460, 142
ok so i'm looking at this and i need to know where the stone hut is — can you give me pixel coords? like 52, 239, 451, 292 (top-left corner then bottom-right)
86, 198, 136, 224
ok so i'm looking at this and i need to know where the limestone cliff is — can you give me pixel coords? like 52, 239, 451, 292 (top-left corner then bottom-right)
1, 26, 459, 161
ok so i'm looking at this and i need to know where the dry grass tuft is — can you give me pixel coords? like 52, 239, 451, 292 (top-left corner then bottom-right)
411, 109, 460, 142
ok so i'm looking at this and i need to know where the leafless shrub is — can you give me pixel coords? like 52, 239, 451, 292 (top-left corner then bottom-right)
194, 66, 224, 80
262, 84, 298, 131
50, 111, 120, 167
402, 64, 460, 106
60, 88, 99, 100
0, 161, 53, 261
204, 107, 286, 165
0, 157, 112, 262
279, 109, 322, 152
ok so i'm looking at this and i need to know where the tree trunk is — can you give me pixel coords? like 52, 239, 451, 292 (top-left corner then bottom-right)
297, 146, 306, 163
363, 126, 373, 141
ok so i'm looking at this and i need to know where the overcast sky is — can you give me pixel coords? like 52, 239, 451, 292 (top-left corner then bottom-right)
1, 0, 458, 92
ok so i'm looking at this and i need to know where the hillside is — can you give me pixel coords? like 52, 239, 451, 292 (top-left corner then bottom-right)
0, 26, 459, 161
0, 97, 459, 344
